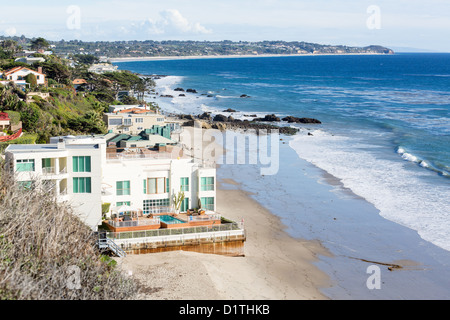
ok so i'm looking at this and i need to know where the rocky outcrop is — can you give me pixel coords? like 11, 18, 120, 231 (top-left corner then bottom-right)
186, 89, 197, 93
223, 108, 237, 112
282, 116, 321, 124
174, 87, 185, 92
254, 114, 281, 122
198, 112, 212, 121
240, 94, 250, 98
213, 114, 228, 122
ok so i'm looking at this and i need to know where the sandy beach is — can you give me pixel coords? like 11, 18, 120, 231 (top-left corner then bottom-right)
116, 127, 332, 300
117, 179, 331, 300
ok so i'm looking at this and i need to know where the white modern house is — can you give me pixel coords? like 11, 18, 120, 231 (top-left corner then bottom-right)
88, 63, 118, 74
5, 135, 216, 231
104, 110, 166, 135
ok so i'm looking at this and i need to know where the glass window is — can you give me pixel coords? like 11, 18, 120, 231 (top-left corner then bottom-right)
201, 177, 214, 191
145, 178, 167, 194
143, 198, 170, 214
116, 201, 131, 207
18, 180, 34, 190
73, 177, 91, 193
180, 177, 189, 192
16, 159, 35, 172
181, 198, 189, 212
73, 156, 91, 173
109, 118, 122, 126
200, 197, 214, 211
116, 180, 130, 196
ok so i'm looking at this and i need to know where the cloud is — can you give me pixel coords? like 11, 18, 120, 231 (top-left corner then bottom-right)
134, 9, 212, 36
4, 26, 17, 37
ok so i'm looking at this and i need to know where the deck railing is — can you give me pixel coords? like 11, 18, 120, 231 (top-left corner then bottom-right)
107, 218, 160, 228
106, 222, 243, 240
187, 214, 221, 222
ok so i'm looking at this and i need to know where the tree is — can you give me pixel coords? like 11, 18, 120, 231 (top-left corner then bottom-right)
172, 188, 185, 214
73, 54, 99, 65
0, 40, 21, 58
25, 73, 37, 88
30, 37, 50, 51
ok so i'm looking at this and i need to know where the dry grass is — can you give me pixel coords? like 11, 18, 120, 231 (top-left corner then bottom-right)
0, 168, 139, 300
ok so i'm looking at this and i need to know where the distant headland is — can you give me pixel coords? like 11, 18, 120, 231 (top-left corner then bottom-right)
0, 36, 394, 60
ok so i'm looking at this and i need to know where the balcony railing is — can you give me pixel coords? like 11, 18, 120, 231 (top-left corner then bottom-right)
107, 218, 161, 228
187, 214, 221, 222
42, 167, 56, 175
106, 221, 244, 240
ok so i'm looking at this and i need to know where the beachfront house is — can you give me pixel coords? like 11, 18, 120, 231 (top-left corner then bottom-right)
5, 135, 216, 231
88, 63, 118, 74
104, 109, 166, 135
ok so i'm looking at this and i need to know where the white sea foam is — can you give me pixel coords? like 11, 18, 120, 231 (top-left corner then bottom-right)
289, 131, 450, 251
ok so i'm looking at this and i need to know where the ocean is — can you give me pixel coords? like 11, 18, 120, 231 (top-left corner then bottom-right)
115, 54, 450, 298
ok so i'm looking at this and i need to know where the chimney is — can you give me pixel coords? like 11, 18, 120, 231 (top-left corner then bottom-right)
38, 66, 43, 74
57, 138, 65, 149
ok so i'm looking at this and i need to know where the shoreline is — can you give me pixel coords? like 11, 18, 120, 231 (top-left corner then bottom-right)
116, 127, 332, 300
116, 65, 450, 299
110, 52, 391, 63
117, 177, 332, 300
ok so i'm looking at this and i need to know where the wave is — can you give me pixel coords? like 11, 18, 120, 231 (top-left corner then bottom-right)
290, 130, 450, 252
396, 146, 449, 177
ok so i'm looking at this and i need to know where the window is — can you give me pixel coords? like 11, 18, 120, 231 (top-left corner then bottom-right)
116, 201, 131, 207
157, 118, 164, 122
42, 158, 53, 174
73, 156, 91, 172
135, 118, 143, 123
180, 177, 189, 192
109, 118, 122, 126
16, 159, 35, 172
73, 177, 91, 193
144, 177, 167, 194
181, 198, 189, 212
124, 118, 132, 125
116, 181, 130, 196
201, 177, 214, 191
200, 197, 214, 211
18, 180, 34, 190
143, 198, 170, 214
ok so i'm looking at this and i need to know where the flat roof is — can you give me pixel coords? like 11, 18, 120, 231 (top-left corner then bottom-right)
6, 143, 100, 152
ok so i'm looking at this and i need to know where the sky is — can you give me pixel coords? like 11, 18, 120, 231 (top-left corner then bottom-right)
1, 0, 449, 52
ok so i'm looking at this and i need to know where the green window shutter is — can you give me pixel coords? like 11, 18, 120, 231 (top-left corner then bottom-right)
79, 157, 85, 172
86, 177, 91, 193
85, 156, 91, 172
116, 181, 122, 195
143, 179, 147, 194
166, 178, 170, 193
73, 177, 79, 193
125, 181, 130, 195
73, 156, 78, 172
